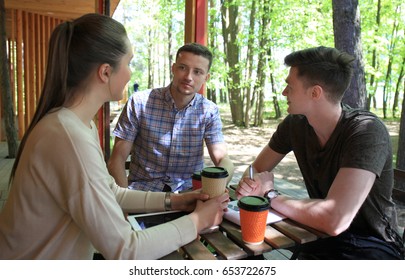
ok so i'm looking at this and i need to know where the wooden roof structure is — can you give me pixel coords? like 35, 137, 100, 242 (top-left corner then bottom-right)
2, 0, 120, 157
5, 0, 121, 36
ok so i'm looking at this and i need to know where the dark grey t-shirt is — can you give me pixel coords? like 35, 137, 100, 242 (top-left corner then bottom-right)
269, 105, 401, 244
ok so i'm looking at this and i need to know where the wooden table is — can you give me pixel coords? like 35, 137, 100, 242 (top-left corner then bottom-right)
155, 187, 328, 260
158, 214, 327, 260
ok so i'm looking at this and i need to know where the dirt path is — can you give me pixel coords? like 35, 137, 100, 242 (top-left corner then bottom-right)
218, 111, 304, 186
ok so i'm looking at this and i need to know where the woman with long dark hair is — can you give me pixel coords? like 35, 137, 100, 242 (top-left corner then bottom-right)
0, 13, 228, 260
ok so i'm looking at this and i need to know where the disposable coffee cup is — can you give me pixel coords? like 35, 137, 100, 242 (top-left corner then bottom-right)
238, 196, 270, 245
200, 167, 229, 198
191, 171, 202, 190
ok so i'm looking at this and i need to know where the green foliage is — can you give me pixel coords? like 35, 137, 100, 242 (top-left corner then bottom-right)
113, 0, 185, 90
114, 0, 405, 124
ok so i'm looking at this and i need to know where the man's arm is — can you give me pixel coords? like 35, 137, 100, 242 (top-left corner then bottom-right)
107, 137, 133, 188
206, 142, 234, 183
237, 145, 376, 236
271, 167, 375, 236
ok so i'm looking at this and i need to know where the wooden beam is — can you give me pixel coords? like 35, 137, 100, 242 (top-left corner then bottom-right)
195, 0, 207, 45
16, 10, 24, 139
10, 10, 16, 116
28, 13, 36, 121
184, 0, 196, 44
35, 14, 42, 102
185, 0, 207, 45
23, 11, 31, 126
5, 0, 96, 21
184, 0, 208, 96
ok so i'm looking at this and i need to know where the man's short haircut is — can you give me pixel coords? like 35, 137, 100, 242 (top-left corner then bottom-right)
176, 43, 213, 71
284, 46, 355, 103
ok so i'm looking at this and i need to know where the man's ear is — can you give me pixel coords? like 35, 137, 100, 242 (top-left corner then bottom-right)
205, 73, 211, 82
312, 85, 322, 100
171, 63, 175, 75
98, 63, 111, 83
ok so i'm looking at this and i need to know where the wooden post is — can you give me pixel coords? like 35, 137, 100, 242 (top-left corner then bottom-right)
185, 0, 208, 95
184, 0, 196, 44
185, 0, 207, 45
23, 11, 30, 126
195, 0, 207, 46
16, 9, 24, 139
34, 14, 41, 102
28, 13, 35, 121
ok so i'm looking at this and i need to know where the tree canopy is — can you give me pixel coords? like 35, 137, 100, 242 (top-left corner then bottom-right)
113, 0, 404, 126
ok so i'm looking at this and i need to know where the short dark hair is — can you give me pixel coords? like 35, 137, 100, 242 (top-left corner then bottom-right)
284, 46, 355, 103
175, 43, 213, 71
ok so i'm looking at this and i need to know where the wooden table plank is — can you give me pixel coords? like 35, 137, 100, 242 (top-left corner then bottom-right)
271, 220, 317, 244
201, 230, 247, 260
264, 225, 296, 249
220, 220, 273, 257
181, 239, 217, 260
159, 250, 185, 260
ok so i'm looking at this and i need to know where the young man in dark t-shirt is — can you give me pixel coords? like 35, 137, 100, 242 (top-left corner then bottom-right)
236, 46, 404, 259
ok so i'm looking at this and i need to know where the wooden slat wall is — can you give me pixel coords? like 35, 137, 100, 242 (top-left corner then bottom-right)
2, 9, 62, 141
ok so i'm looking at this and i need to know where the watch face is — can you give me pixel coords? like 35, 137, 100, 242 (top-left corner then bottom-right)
267, 190, 278, 199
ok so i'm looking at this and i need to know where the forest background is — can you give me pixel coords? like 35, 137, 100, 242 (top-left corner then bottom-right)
112, 0, 405, 165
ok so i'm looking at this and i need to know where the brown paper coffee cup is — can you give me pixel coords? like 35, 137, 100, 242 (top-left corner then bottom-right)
201, 167, 229, 198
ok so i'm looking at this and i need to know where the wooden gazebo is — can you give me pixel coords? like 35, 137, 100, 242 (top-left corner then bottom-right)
1, 0, 208, 159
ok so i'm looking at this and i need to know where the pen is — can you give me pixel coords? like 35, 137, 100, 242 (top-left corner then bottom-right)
249, 164, 254, 180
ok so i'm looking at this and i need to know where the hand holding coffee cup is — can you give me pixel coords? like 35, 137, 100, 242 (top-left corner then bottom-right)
201, 167, 229, 198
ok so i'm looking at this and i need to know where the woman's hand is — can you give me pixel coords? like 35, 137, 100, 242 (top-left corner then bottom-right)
236, 171, 274, 199
188, 192, 230, 233
170, 190, 210, 212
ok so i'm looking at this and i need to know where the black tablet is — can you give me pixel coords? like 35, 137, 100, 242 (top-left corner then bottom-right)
128, 211, 187, 231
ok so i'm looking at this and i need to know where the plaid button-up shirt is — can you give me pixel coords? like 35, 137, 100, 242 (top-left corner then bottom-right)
113, 85, 224, 192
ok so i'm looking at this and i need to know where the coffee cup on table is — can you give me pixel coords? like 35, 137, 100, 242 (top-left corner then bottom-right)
200, 167, 229, 198
191, 171, 202, 190
238, 196, 270, 245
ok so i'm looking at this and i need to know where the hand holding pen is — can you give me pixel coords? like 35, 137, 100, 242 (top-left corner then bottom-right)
249, 164, 254, 180
236, 164, 257, 198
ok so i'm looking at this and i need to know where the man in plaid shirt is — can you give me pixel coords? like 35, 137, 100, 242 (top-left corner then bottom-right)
108, 43, 234, 192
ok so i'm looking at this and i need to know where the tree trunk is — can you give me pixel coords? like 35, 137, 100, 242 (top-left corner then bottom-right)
332, 0, 367, 109
166, 1, 173, 88
382, 57, 392, 119
270, 74, 281, 119
221, 0, 243, 126
243, 0, 257, 128
392, 57, 404, 118
366, 0, 381, 111
387, 4, 402, 118
396, 80, 405, 191
147, 30, 153, 88
0, 0, 18, 158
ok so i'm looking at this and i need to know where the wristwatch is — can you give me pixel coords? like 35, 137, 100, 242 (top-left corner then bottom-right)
164, 192, 172, 211
264, 189, 280, 204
